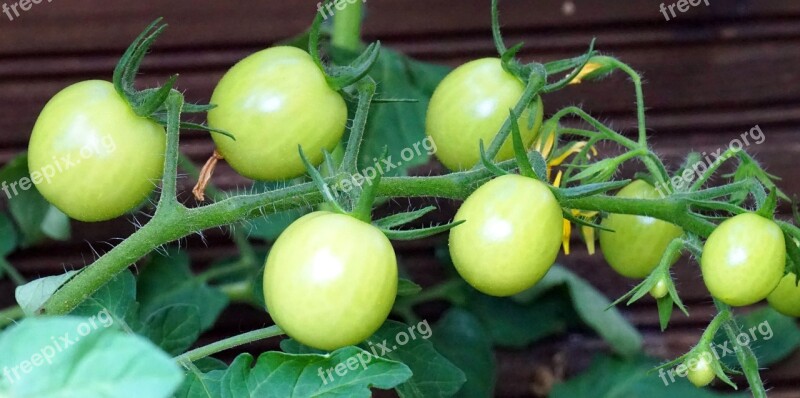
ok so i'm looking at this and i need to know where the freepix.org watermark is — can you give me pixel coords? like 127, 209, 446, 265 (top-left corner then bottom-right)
654, 125, 764, 198
332, 136, 437, 194
659, 0, 709, 21
658, 319, 773, 386
317, 0, 366, 21
2, 309, 115, 385
2, 0, 53, 22
317, 319, 432, 385
1, 135, 116, 200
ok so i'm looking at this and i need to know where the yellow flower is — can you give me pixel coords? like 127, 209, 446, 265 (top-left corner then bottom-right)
541, 139, 599, 255
568, 62, 604, 85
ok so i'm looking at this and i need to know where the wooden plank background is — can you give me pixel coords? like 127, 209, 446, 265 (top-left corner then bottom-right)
1, 0, 799, 396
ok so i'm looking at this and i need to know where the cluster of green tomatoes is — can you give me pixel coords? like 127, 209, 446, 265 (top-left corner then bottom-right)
25, 31, 799, 379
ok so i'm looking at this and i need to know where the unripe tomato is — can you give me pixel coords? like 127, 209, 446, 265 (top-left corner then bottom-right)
650, 278, 669, 299
767, 273, 800, 317
426, 58, 544, 171
599, 180, 684, 278
209, 46, 347, 181
28, 80, 165, 222
263, 212, 397, 350
449, 174, 562, 296
686, 354, 716, 387
701, 213, 785, 307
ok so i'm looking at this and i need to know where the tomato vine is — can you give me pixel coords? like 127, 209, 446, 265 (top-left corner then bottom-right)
8, 2, 796, 397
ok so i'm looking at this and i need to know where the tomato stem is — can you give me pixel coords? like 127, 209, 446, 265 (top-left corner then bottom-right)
174, 325, 283, 365
332, 0, 363, 52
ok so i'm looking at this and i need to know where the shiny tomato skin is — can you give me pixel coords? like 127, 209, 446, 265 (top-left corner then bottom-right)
209, 46, 347, 181
767, 273, 800, 317
263, 211, 397, 351
701, 213, 785, 307
686, 354, 716, 388
449, 174, 562, 297
599, 180, 684, 279
426, 58, 544, 171
27, 80, 165, 222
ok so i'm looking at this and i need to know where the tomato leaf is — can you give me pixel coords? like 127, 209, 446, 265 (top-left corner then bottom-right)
361, 320, 466, 398
513, 266, 643, 357
0, 317, 183, 398
397, 278, 423, 296
555, 180, 630, 199
550, 355, 745, 398
466, 288, 575, 348
373, 206, 436, 229
138, 305, 202, 356
380, 220, 464, 241
432, 309, 496, 398
71, 269, 137, 325
137, 249, 228, 331
15, 270, 78, 316
0, 154, 71, 246
332, 47, 450, 176
175, 348, 411, 398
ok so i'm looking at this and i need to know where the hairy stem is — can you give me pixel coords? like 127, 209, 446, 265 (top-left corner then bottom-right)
331, 0, 363, 51
714, 300, 767, 397
174, 325, 283, 364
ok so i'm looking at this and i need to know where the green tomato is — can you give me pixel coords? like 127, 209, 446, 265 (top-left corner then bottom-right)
27, 80, 165, 222
426, 58, 544, 171
767, 273, 800, 317
449, 174, 562, 296
209, 46, 347, 181
263, 211, 397, 350
649, 278, 669, 299
599, 180, 684, 279
701, 213, 785, 307
686, 354, 716, 388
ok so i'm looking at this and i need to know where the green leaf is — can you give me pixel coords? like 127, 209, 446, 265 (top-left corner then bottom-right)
15, 271, 78, 316
656, 296, 674, 331
373, 206, 436, 229
137, 249, 228, 331
513, 266, 643, 356
39, 206, 70, 241
0, 154, 71, 246
467, 288, 575, 348
555, 180, 630, 199
0, 214, 18, 256
0, 317, 183, 398
70, 270, 137, 325
138, 304, 201, 356
332, 47, 450, 176
362, 320, 465, 397
380, 220, 464, 241
432, 309, 496, 398
175, 348, 411, 398
712, 307, 800, 368
397, 278, 422, 296
550, 355, 745, 398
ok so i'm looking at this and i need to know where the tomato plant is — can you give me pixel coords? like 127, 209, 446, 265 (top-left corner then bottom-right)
701, 213, 786, 307
208, 46, 347, 181
263, 211, 398, 350
426, 58, 544, 171
28, 80, 165, 222
599, 180, 684, 279
1, 1, 798, 398
449, 174, 562, 296
767, 273, 800, 317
